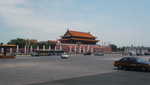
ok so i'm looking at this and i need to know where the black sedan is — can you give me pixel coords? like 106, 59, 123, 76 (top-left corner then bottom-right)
114, 57, 150, 71
84, 52, 92, 56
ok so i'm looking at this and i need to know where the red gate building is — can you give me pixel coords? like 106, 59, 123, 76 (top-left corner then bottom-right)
56, 30, 112, 53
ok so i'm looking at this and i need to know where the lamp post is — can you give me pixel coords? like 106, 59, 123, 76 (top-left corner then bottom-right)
24, 45, 27, 54
10, 48, 12, 54
1, 48, 4, 54
77, 42, 81, 54
43, 45, 45, 51
69, 46, 72, 53
74, 45, 77, 55
30, 45, 33, 53
49, 45, 51, 51
37, 46, 39, 51
16, 45, 19, 53
25, 39, 30, 55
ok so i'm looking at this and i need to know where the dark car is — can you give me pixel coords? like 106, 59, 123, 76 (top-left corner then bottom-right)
84, 52, 91, 56
94, 53, 104, 56
114, 57, 150, 71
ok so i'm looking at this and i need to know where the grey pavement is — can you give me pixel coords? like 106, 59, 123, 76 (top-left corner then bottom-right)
31, 71, 150, 85
0, 54, 149, 85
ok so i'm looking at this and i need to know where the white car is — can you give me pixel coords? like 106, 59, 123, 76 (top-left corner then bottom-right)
61, 54, 70, 59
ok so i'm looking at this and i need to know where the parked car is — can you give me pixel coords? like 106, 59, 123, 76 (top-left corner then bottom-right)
60, 53, 70, 59
31, 52, 39, 57
94, 53, 104, 56
114, 57, 150, 71
84, 52, 91, 56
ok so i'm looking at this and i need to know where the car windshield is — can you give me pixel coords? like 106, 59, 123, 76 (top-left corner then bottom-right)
136, 58, 146, 63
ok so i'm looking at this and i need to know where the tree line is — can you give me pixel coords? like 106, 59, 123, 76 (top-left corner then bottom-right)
7, 38, 57, 49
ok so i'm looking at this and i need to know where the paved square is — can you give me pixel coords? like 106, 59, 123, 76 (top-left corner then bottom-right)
0, 54, 150, 85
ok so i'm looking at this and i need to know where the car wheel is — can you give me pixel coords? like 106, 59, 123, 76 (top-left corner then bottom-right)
118, 66, 122, 70
141, 67, 147, 72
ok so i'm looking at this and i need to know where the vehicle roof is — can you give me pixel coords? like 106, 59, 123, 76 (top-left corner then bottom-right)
120, 57, 149, 63
122, 56, 138, 59
120, 57, 144, 61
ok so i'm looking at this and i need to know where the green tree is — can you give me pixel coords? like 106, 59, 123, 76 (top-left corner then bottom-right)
8, 38, 26, 48
118, 47, 125, 52
109, 44, 118, 52
37, 41, 56, 49
0, 42, 3, 45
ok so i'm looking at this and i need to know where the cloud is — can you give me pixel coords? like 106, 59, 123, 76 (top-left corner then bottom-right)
0, 0, 100, 41
0, 0, 68, 40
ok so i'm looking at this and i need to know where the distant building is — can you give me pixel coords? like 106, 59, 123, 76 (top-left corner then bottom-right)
56, 30, 112, 53
59, 30, 99, 45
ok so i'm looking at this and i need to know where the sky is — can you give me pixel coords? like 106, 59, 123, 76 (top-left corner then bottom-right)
0, 0, 150, 47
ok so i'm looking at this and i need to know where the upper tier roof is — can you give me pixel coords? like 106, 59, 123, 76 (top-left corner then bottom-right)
65, 30, 96, 38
